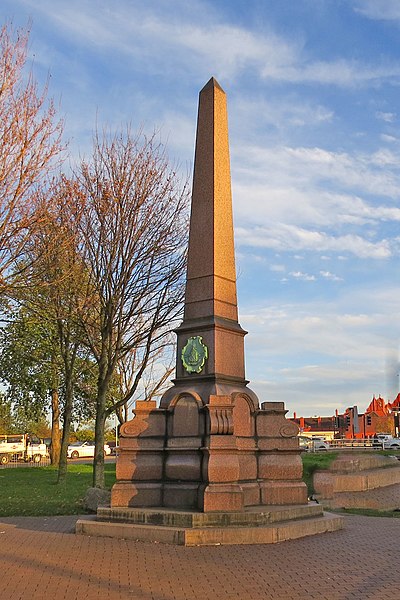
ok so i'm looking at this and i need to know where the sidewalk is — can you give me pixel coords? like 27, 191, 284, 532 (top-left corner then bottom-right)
1, 512, 399, 600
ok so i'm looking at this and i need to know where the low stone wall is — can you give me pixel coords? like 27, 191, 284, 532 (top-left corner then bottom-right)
313, 452, 400, 509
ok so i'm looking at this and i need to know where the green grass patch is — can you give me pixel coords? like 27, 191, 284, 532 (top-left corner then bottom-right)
301, 450, 400, 496
0, 463, 116, 517
378, 449, 400, 457
2, 452, 398, 518
301, 452, 338, 496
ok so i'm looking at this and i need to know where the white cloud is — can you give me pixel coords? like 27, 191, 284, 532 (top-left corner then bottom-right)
319, 271, 343, 281
230, 139, 400, 258
17, 0, 400, 89
284, 146, 400, 197
381, 134, 398, 143
289, 271, 316, 281
236, 223, 392, 258
250, 360, 387, 416
240, 291, 400, 414
241, 293, 400, 363
263, 58, 400, 87
376, 111, 396, 122
16, 0, 298, 81
370, 148, 400, 166
270, 264, 286, 272
234, 144, 400, 203
354, 0, 400, 21
232, 96, 334, 136
233, 182, 400, 231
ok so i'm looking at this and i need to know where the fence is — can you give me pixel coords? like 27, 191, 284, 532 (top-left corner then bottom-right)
302, 437, 395, 452
328, 438, 380, 449
0, 454, 51, 468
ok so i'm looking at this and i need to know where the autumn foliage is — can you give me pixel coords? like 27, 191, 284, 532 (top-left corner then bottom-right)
0, 23, 188, 488
0, 23, 64, 284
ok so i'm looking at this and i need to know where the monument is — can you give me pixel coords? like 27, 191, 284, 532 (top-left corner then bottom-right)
76, 78, 343, 544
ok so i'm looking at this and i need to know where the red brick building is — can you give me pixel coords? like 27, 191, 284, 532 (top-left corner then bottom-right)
292, 393, 400, 439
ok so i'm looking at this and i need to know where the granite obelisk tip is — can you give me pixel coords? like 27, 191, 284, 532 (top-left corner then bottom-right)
201, 76, 225, 94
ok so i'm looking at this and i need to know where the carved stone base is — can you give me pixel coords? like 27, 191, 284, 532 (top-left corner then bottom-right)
111, 482, 162, 508
240, 482, 261, 506
111, 397, 310, 513
260, 481, 308, 505
203, 483, 244, 512
163, 483, 200, 510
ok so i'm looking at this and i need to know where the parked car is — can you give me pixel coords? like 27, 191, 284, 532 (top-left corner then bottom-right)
375, 434, 400, 449
0, 433, 48, 464
67, 441, 112, 459
298, 436, 330, 452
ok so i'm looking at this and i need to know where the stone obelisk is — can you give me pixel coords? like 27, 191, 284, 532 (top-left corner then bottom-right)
76, 79, 344, 543
110, 77, 308, 514
161, 77, 258, 406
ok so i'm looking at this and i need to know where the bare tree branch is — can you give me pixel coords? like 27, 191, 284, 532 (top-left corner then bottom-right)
62, 127, 189, 488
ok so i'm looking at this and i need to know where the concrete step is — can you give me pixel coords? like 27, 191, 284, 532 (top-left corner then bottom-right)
327, 453, 399, 472
76, 511, 343, 546
322, 482, 400, 510
96, 503, 323, 528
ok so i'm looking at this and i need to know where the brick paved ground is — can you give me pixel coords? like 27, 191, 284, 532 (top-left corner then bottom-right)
1, 513, 399, 600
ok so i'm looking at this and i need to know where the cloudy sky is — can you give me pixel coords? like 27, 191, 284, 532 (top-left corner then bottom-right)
2, 0, 400, 417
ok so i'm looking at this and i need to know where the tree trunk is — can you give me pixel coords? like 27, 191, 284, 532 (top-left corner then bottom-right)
116, 402, 128, 424
50, 388, 61, 465
57, 375, 74, 484
92, 373, 109, 489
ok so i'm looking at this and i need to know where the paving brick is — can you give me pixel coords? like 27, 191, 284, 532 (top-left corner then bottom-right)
1, 513, 400, 599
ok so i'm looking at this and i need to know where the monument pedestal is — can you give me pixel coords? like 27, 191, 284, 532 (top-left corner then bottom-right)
109, 397, 310, 514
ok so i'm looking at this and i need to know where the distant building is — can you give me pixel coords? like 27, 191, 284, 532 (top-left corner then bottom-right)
291, 393, 400, 439
292, 414, 338, 440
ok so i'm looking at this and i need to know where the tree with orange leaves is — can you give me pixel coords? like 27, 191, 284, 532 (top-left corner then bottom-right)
0, 23, 64, 285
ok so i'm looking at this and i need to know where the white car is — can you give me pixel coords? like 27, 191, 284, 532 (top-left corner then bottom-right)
67, 441, 112, 459
375, 434, 400, 449
298, 436, 330, 452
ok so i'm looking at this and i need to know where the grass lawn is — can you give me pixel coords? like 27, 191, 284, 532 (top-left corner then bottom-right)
1, 452, 399, 517
301, 449, 400, 496
0, 463, 116, 517
301, 451, 338, 496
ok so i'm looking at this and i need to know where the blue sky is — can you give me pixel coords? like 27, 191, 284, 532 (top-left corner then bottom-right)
2, 0, 400, 417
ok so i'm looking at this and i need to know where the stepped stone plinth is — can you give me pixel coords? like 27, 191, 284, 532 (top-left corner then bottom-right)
76, 504, 343, 546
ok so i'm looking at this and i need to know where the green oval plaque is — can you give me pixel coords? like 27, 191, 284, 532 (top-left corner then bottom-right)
181, 336, 208, 374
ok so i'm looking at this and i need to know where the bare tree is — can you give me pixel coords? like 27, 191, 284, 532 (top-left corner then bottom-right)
68, 128, 189, 488
115, 340, 175, 424
0, 23, 64, 284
